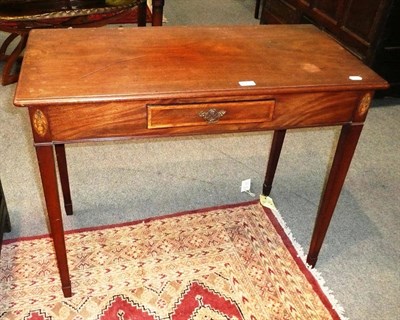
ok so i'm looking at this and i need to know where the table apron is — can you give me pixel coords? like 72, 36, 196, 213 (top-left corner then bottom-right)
32, 91, 364, 143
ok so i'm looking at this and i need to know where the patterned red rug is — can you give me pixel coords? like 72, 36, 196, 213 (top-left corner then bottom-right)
1, 201, 345, 319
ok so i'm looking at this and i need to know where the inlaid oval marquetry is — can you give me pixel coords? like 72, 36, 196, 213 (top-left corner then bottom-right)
358, 93, 372, 116
33, 109, 48, 137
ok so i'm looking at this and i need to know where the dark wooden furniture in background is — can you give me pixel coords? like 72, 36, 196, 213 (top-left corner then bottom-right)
260, 0, 400, 96
14, 25, 388, 297
0, 0, 165, 85
0, 178, 11, 255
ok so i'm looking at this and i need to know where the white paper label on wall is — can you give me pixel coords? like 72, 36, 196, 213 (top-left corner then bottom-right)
349, 76, 363, 81
239, 80, 256, 87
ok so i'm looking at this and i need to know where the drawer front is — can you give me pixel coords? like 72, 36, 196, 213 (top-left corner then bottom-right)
147, 100, 276, 129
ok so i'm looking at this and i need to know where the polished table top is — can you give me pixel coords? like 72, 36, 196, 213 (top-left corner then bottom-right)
14, 25, 387, 107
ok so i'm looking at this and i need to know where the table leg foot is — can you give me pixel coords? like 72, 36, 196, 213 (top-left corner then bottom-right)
306, 255, 318, 267
65, 203, 73, 216
62, 285, 72, 298
263, 129, 286, 196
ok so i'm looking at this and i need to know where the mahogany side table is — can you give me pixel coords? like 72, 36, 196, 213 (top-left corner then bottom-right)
14, 25, 388, 297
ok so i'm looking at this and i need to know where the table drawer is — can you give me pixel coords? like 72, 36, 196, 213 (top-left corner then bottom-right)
147, 100, 276, 129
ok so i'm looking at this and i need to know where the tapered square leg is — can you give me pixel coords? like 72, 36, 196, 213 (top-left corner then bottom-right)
55, 144, 73, 216
263, 130, 286, 196
307, 124, 363, 267
36, 145, 72, 297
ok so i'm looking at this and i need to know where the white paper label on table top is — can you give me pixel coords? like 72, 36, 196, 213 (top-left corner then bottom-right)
239, 80, 256, 86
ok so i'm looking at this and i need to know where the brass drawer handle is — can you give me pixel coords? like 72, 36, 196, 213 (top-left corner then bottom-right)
198, 108, 226, 123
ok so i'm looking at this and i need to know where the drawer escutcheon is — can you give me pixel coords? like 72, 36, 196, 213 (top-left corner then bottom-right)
198, 108, 226, 123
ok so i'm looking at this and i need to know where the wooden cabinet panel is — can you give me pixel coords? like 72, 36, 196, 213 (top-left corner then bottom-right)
263, 0, 299, 23
373, 1, 400, 96
312, 0, 342, 22
343, 0, 385, 42
260, 0, 399, 96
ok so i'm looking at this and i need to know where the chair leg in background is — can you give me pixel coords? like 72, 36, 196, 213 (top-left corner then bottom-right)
255, 0, 261, 18
151, 0, 164, 26
1, 33, 28, 86
138, 1, 147, 26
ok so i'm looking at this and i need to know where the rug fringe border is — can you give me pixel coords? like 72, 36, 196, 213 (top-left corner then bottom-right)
261, 198, 349, 320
